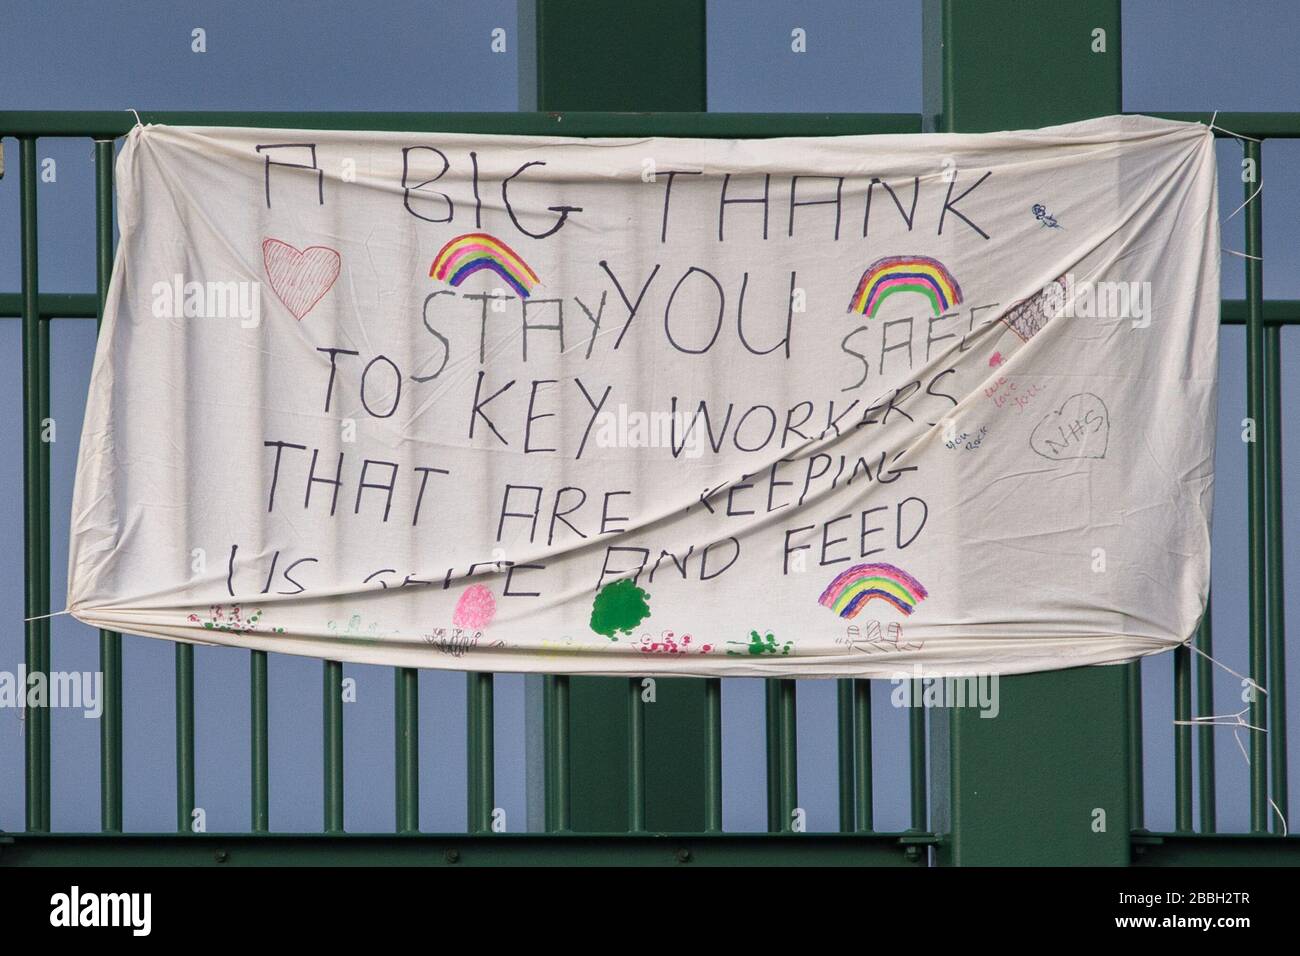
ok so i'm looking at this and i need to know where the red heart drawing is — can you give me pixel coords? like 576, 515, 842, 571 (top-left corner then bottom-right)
262, 238, 341, 320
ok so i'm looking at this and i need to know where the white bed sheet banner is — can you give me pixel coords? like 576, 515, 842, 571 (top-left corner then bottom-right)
68, 115, 1219, 678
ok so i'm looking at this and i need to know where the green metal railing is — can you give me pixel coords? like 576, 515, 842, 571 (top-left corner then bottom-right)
0, 109, 1295, 865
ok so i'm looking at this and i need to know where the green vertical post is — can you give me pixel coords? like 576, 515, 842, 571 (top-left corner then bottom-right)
34, 147, 52, 836
95, 138, 124, 834
764, 680, 781, 832
531, 0, 710, 834
37, 189, 52, 834
837, 680, 854, 831
20, 137, 49, 834
395, 667, 419, 833
627, 678, 646, 832
251, 650, 269, 831
1243, 140, 1268, 833
909, 684, 927, 832
1262, 309, 1288, 833
323, 660, 344, 832
853, 680, 873, 832
175, 644, 195, 832
703, 678, 723, 832
1174, 644, 1193, 831
764, 679, 799, 831
778, 681, 798, 831
923, 0, 1132, 865
1195, 595, 1216, 832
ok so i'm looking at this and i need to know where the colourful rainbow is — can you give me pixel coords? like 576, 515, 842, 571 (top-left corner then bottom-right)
430, 233, 540, 298
818, 563, 929, 619
848, 255, 962, 318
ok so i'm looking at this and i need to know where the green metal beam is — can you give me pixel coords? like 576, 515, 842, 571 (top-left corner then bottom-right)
924, 0, 1122, 133
1131, 833, 1300, 867
924, 0, 1132, 866
8, 109, 1300, 142
466, 673, 493, 834
5, 830, 1293, 867
0, 111, 920, 138
533, 0, 712, 835
1144, 112, 1300, 139
536, 0, 706, 111
0, 832, 929, 867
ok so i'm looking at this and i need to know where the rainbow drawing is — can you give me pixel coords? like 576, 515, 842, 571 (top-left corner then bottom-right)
429, 232, 540, 298
848, 255, 963, 318
818, 563, 929, 619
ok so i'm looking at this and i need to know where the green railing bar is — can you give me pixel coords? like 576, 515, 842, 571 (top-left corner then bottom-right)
94, 139, 123, 833
909, 681, 926, 831
1243, 140, 1269, 833
778, 680, 798, 832
837, 680, 854, 832
8, 295, 1299, 326
323, 661, 344, 832
1127, 661, 1145, 831
250, 651, 269, 832
9, 109, 1300, 141
393, 668, 418, 833
466, 672, 493, 834
1173, 642, 1193, 832
1263, 325, 1289, 833
0, 110, 923, 138
854, 680, 873, 832
1145, 112, 1300, 138
1220, 300, 1300, 325
1196, 594, 1216, 833
626, 678, 645, 832
20, 138, 48, 833
175, 644, 194, 832
703, 677, 723, 832
0, 293, 99, 317
764, 679, 781, 832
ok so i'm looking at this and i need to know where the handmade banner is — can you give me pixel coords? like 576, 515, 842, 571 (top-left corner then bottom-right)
67, 116, 1219, 677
